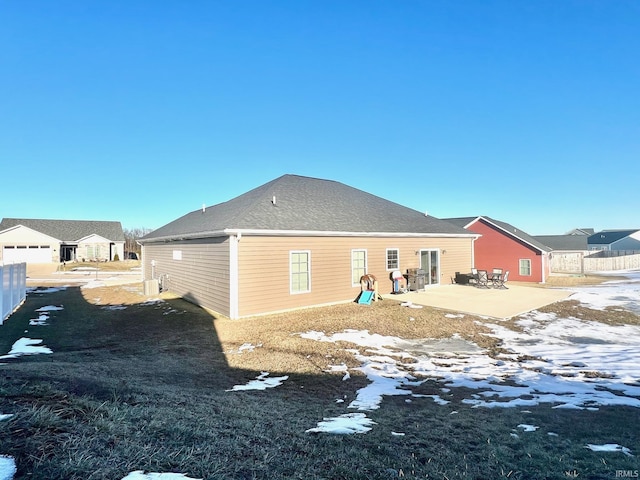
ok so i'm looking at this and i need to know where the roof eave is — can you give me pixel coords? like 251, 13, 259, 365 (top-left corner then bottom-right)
478, 216, 550, 253
138, 230, 229, 244
229, 229, 479, 238
140, 228, 479, 243
461, 216, 482, 229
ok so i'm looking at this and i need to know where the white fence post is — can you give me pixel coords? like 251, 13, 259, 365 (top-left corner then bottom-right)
1, 262, 27, 324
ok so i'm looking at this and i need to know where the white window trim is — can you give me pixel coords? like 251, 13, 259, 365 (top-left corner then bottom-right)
290, 250, 311, 294
519, 258, 532, 276
386, 248, 400, 271
351, 249, 368, 286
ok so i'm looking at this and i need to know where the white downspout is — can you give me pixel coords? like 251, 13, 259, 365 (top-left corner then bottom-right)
471, 236, 478, 268
229, 233, 240, 319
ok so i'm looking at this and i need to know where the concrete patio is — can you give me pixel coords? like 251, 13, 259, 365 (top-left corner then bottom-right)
382, 283, 573, 319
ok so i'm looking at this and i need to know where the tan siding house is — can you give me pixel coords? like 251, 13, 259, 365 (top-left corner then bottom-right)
139, 175, 477, 319
0, 219, 125, 264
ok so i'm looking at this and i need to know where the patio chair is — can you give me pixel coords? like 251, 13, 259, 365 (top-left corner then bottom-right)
494, 270, 509, 289
490, 268, 503, 287
476, 270, 490, 288
468, 268, 479, 286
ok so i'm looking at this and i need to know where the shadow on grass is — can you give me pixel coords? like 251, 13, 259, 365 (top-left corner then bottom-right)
0, 285, 378, 479
3, 285, 254, 397
1, 284, 639, 479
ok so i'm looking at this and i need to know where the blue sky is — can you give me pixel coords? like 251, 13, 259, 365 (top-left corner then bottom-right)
2, 1, 638, 235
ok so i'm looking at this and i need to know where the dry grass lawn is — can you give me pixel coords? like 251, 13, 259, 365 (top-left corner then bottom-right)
3, 271, 635, 479
80, 272, 628, 376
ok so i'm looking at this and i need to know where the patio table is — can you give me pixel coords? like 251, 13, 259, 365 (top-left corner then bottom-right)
488, 269, 503, 287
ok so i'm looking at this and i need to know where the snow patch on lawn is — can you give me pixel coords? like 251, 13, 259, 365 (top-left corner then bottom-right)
305, 413, 376, 434
226, 372, 289, 391
300, 271, 640, 433
585, 444, 634, 457
28, 305, 64, 325
0, 338, 53, 359
121, 472, 202, 480
226, 342, 263, 354
0, 456, 17, 480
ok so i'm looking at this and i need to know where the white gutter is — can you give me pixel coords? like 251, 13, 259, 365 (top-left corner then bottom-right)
139, 229, 479, 243
141, 229, 478, 243
138, 230, 228, 243
223, 229, 479, 239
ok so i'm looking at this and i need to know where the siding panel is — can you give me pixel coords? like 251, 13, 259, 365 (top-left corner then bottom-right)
143, 235, 474, 318
142, 237, 231, 316
237, 236, 473, 317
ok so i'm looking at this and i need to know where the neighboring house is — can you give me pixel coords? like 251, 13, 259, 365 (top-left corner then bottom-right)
533, 235, 589, 252
445, 216, 552, 283
565, 228, 594, 236
139, 174, 478, 319
533, 234, 590, 274
588, 230, 640, 251
0, 218, 125, 264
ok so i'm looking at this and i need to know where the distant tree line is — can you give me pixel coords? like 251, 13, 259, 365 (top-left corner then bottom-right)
123, 227, 154, 257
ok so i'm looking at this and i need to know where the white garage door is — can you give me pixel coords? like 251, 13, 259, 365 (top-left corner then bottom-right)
3, 246, 52, 263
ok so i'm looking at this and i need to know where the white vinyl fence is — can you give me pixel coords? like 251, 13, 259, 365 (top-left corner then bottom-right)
1, 262, 27, 324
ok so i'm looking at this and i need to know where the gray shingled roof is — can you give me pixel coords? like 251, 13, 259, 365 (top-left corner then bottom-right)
0, 218, 125, 242
588, 230, 640, 245
533, 235, 588, 251
443, 217, 478, 229
444, 216, 552, 253
141, 174, 473, 242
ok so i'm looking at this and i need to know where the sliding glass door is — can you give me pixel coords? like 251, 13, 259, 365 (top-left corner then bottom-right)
420, 249, 440, 286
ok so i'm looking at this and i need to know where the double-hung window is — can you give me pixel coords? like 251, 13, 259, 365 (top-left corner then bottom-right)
352, 249, 367, 285
386, 248, 399, 271
290, 251, 311, 294
519, 259, 532, 276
